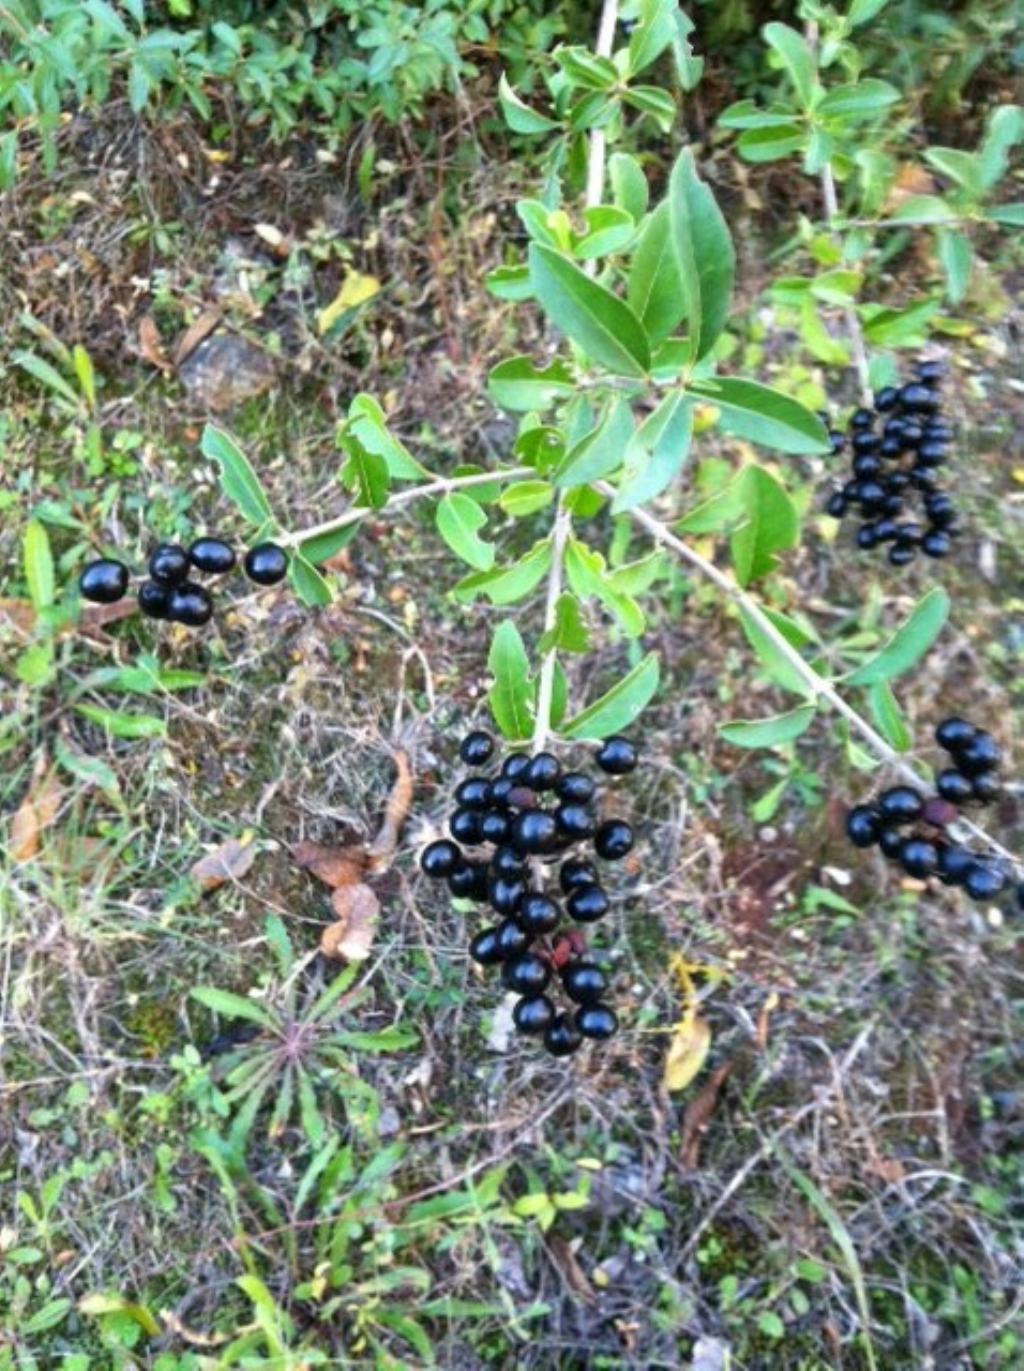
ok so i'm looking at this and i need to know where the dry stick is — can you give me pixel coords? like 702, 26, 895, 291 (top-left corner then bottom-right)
602, 484, 1020, 871
531, 0, 620, 754
282, 465, 532, 549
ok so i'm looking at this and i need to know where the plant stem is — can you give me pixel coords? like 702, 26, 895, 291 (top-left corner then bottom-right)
281, 466, 532, 550
530, 0, 619, 754
605, 484, 1020, 870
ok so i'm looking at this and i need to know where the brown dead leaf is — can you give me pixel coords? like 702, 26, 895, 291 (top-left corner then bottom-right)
546, 1234, 595, 1304
679, 1062, 733, 1170
755, 991, 780, 1052
663, 1016, 712, 1093
320, 883, 379, 961
8, 758, 64, 862
80, 600, 138, 632
173, 310, 221, 369
190, 835, 258, 891
366, 749, 413, 871
883, 163, 940, 211
294, 840, 367, 889
138, 315, 171, 372
0, 598, 36, 635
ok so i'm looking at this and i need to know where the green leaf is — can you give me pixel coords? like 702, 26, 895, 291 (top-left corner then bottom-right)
498, 73, 558, 134
54, 739, 121, 797
845, 587, 950, 686
499, 481, 554, 517
335, 1027, 418, 1053
887, 194, 957, 224
867, 680, 911, 751
72, 345, 96, 410
75, 705, 166, 739
436, 493, 494, 572
298, 522, 361, 566
627, 201, 686, 345
729, 466, 800, 586
13, 350, 79, 406
848, 0, 890, 26
613, 392, 693, 513
289, 553, 334, 607
555, 398, 634, 488
609, 151, 649, 221
719, 100, 800, 131
566, 540, 645, 638
24, 520, 55, 611
563, 652, 659, 740
688, 377, 829, 455
452, 539, 552, 606
21, 1299, 72, 1336
935, 227, 972, 304
345, 394, 426, 479
340, 431, 390, 509
924, 146, 983, 199
486, 264, 533, 301
575, 206, 636, 259
487, 621, 534, 740
556, 47, 619, 90
191, 986, 276, 1028
488, 357, 576, 412
528, 243, 651, 378
719, 704, 816, 749
668, 150, 735, 362
201, 425, 273, 527
737, 125, 807, 162
817, 80, 899, 122
622, 85, 676, 132
763, 23, 816, 109
978, 105, 1024, 192
738, 607, 814, 699
16, 645, 55, 687
539, 593, 589, 654
988, 202, 1024, 226
627, 0, 676, 75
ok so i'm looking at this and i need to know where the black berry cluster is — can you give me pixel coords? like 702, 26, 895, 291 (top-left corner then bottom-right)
845, 717, 1021, 907
420, 730, 639, 1057
824, 359, 960, 565
78, 540, 289, 627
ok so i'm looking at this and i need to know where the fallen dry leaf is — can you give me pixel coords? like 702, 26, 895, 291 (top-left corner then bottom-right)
190, 835, 258, 891
755, 991, 780, 1052
9, 757, 64, 862
320, 883, 379, 961
546, 1234, 595, 1304
0, 597, 36, 635
663, 1015, 712, 1093
138, 315, 171, 372
366, 749, 413, 871
174, 310, 221, 369
679, 1062, 733, 1170
294, 840, 367, 889
317, 270, 380, 335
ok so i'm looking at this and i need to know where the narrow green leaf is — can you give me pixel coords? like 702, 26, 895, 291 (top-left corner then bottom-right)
487, 621, 534, 740
763, 23, 816, 109
345, 394, 426, 479
528, 243, 651, 378
668, 150, 735, 362
988, 202, 1024, 226
729, 466, 800, 586
289, 553, 334, 607
817, 80, 899, 122
436, 493, 495, 572
13, 350, 79, 406
867, 680, 911, 752
298, 523, 361, 566
498, 73, 559, 134
200, 425, 273, 527
739, 608, 815, 699
24, 520, 55, 611
609, 151, 649, 221
452, 539, 552, 606
563, 652, 660, 739
688, 377, 829, 455
719, 704, 816, 749
627, 202, 686, 344
499, 481, 554, 517
887, 194, 956, 224
539, 593, 590, 654
845, 587, 950, 686
487, 357, 576, 412
340, 434, 390, 509
613, 392, 693, 513
75, 705, 166, 739
191, 987, 277, 1029
574, 205, 636, 259
555, 398, 634, 488
72, 345, 96, 411
737, 125, 807, 162
935, 227, 972, 304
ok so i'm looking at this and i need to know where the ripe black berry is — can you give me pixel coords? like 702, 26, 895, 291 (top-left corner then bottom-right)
935, 718, 975, 752
964, 862, 1006, 901
244, 542, 289, 586
448, 862, 489, 901
560, 858, 599, 893
937, 844, 973, 886
420, 839, 460, 878
454, 778, 490, 810
852, 434, 880, 457
544, 1013, 583, 1057
877, 787, 924, 825
479, 810, 511, 845
971, 773, 1001, 804
524, 752, 561, 791
566, 883, 609, 923
518, 893, 560, 934
502, 953, 550, 996
849, 407, 875, 430
449, 808, 483, 846
487, 778, 515, 807
555, 804, 595, 840
492, 845, 525, 878
510, 810, 558, 855
921, 531, 951, 558
168, 583, 213, 626
495, 918, 530, 959
900, 838, 939, 879
80, 558, 130, 603
575, 1004, 618, 1040
874, 386, 899, 410
857, 524, 880, 550
469, 928, 503, 965
562, 962, 607, 1004
501, 754, 530, 780
137, 579, 171, 619
513, 996, 555, 1034
825, 492, 848, 518
488, 875, 525, 917
594, 819, 634, 860
595, 736, 638, 775
878, 826, 905, 858
916, 442, 948, 467
557, 772, 596, 804
915, 360, 945, 383
925, 496, 957, 527
459, 730, 494, 766
149, 543, 190, 586
955, 732, 1000, 777
935, 770, 972, 804
845, 805, 880, 848
188, 538, 236, 575
888, 544, 915, 567
898, 383, 938, 413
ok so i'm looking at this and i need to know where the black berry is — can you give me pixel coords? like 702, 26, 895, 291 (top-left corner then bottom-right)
149, 543, 190, 586
244, 542, 289, 586
469, 928, 503, 965
921, 530, 951, 558
524, 752, 561, 791
510, 810, 559, 855
459, 731, 494, 766
501, 754, 530, 780
555, 804, 595, 841
518, 893, 560, 934
878, 826, 905, 858
544, 1013, 583, 1057
964, 862, 1006, 901
188, 538, 236, 575
562, 962, 607, 1004
557, 772, 596, 804
845, 805, 880, 848
488, 875, 525, 917
420, 839, 461, 878
935, 718, 975, 752
513, 996, 555, 1034
80, 558, 130, 604
877, 787, 925, 825
449, 808, 483, 846
560, 858, 599, 893
479, 810, 511, 845
491, 845, 525, 878
826, 492, 848, 518
874, 386, 899, 410
596, 736, 638, 775
899, 838, 939, 879
849, 407, 875, 430
935, 770, 973, 805
137, 579, 171, 619
955, 732, 1000, 777
566, 883, 610, 923
575, 1004, 618, 1040
937, 844, 973, 887
168, 583, 213, 627
495, 918, 530, 959
448, 862, 489, 901
898, 383, 938, 413
594, 820, 634, 860
502, 953, 550, 996
971, 773, 1001, 804
454, 778, 490, 810
487, 778, 515, 808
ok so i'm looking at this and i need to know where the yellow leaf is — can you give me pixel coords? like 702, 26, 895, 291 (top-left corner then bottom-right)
317, 271, 380, 335
663, 1014, 712, 1092
1012, 467, 1024, 486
